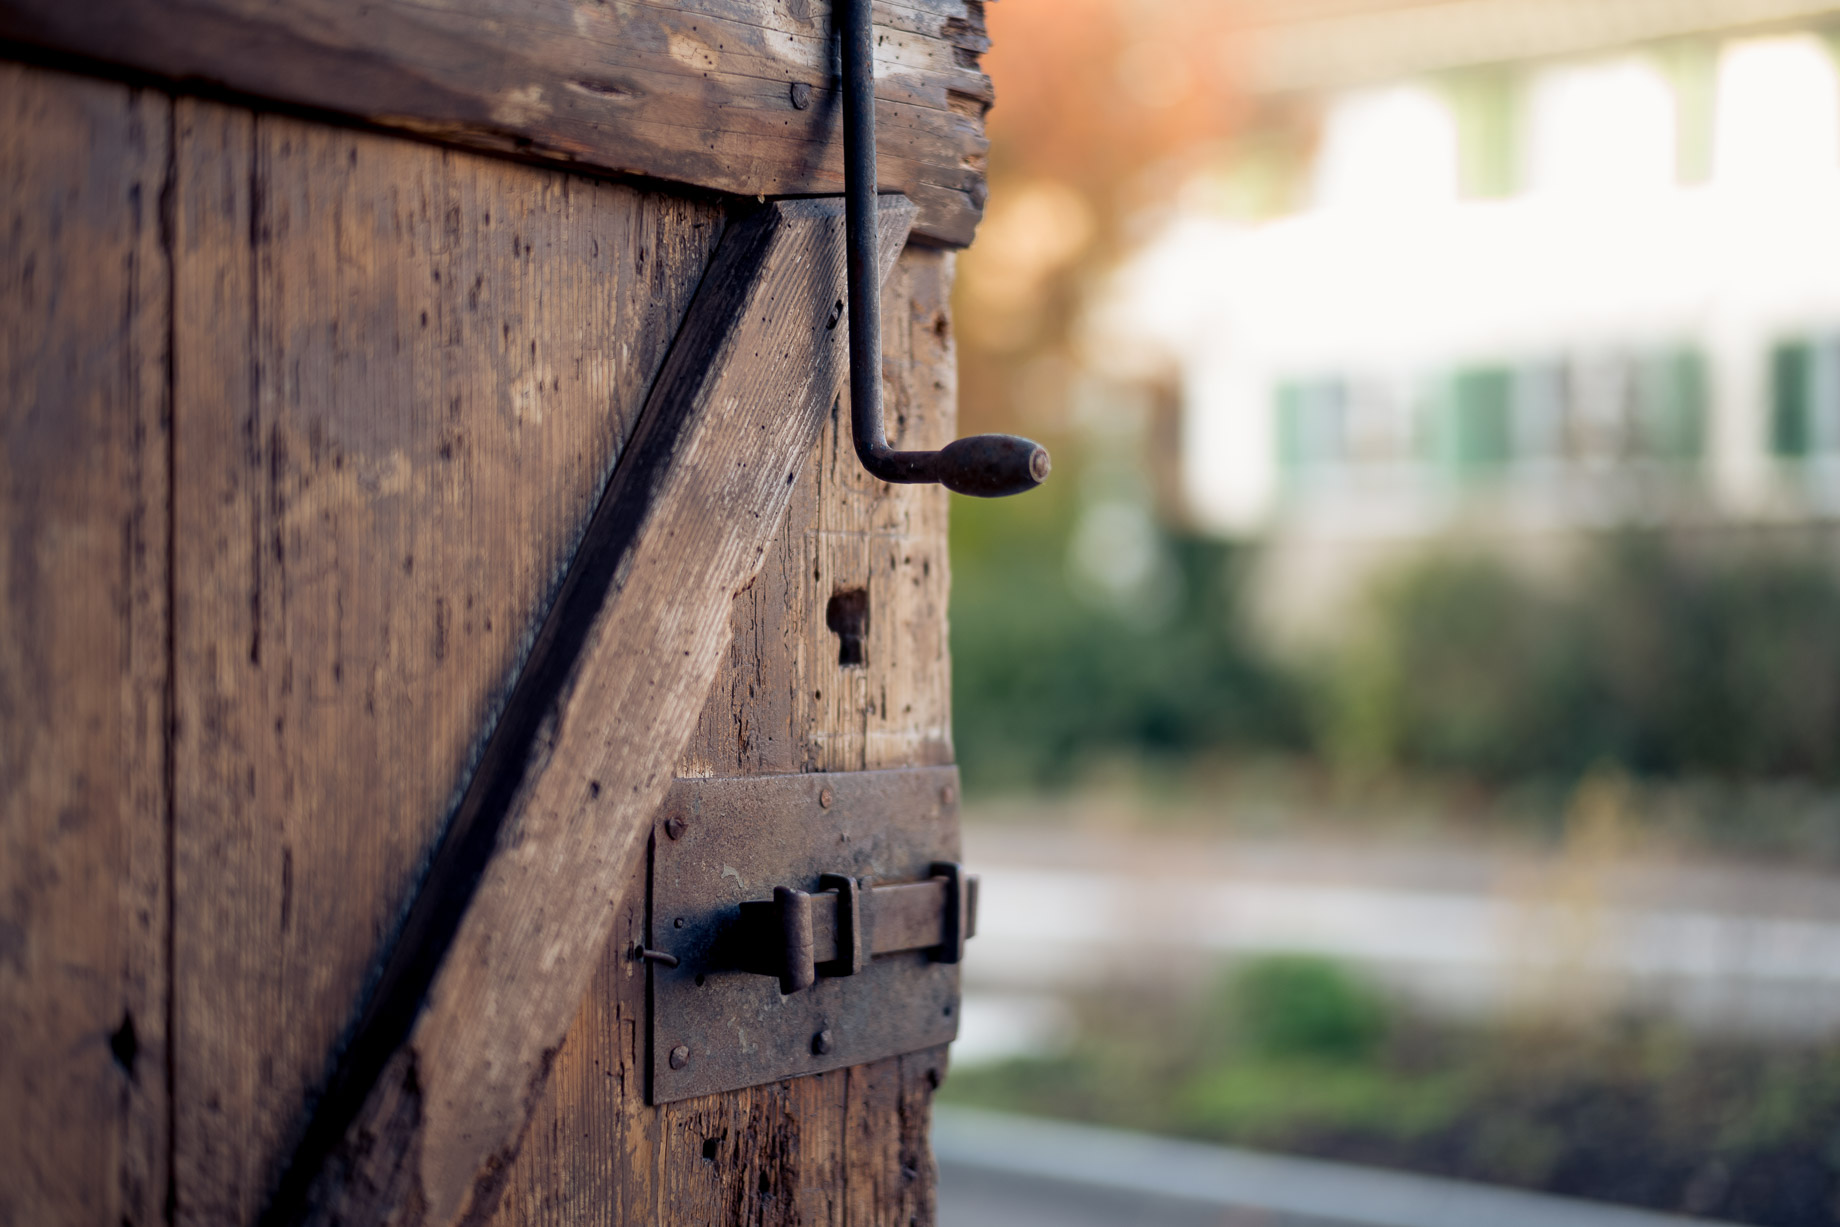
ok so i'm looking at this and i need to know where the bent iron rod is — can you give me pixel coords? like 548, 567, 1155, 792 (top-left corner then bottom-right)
838, 0, 1051, 497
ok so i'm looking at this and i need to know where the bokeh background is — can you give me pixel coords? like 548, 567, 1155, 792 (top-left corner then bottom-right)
939, 3, 1840, 1224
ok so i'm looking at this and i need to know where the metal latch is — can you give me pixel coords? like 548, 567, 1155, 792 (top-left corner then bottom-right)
641, 766, 973, 1102
733, 861, 975, 993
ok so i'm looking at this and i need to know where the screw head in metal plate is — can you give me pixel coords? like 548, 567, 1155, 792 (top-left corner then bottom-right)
669, 1044, 691, 1070
664, 814, 687, 840
818, 786, 834, 809
812, 1029, 834, 1056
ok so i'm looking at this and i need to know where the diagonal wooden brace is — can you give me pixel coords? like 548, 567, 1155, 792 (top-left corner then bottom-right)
265, 193, 916, 1227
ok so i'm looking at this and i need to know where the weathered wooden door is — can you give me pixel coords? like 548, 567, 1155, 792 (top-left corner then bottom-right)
0, 3, 991, 1222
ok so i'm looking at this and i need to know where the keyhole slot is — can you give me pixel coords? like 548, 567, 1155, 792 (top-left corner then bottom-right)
826, 588, 869, 667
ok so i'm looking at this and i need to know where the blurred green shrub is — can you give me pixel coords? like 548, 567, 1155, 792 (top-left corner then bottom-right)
1322, 538, 1840, 782
1583, 539, 1840, 778
949, 481, 1305, 791
951, 475, 1840, 790
1320, 553, 1591, 777
1224, 955, 1391, 1062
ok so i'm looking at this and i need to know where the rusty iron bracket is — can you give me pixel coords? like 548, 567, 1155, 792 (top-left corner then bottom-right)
644, 766, 974, 1102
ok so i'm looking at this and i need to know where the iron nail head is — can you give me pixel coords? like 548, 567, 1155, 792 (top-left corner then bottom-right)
790, 81, 813, 109
669, 1044, 691, 1070
812, 1029, 834, 1056
664, 815, 687, 840
819, 787, 834, 809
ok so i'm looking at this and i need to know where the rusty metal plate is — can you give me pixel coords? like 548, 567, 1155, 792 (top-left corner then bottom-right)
647, 766, 961, 1103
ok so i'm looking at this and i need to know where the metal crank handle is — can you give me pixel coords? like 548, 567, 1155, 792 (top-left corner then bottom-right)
838, 0, 1050, 497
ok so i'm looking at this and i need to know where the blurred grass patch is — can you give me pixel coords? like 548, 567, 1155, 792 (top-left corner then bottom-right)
940, 955, 1840, 1224
1224, 955, 1389, 1061
1173, 1060, 1472, 1148
950, 478, 1306, 792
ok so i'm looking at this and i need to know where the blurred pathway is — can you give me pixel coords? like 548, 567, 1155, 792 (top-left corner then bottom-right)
935, 1107, 1746, 1227
960, 824, 1840, 1049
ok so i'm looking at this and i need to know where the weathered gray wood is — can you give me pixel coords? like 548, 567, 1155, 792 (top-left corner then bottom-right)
487, 241, 959, 1227
0, 0, 992, 246
0, 62, 171, 1227
286, 194, 916, 1227
169, 105, 726, 1225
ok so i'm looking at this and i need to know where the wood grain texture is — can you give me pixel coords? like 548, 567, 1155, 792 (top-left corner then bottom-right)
289, 195, 916, 1227
0, 0, 993, 247
2, 57, 963, 1227
168, 105, 726, 1226
486, 243, 960, 1227
0, 63, 171, 1227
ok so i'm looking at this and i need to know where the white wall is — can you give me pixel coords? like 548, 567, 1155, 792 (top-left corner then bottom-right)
1100, 36, 1840, 541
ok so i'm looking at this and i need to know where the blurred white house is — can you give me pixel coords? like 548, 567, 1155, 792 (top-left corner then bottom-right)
1092, 3, 1840, 622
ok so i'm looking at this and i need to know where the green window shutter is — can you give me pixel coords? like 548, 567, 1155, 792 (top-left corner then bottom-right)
1451, 365, 1514, 478
1635, 347, 1708, 462
1772, 341, 1812, 457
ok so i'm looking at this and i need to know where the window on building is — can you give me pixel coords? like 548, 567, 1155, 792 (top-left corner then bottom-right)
1275, 377, 1350, 488
1523, 57, 1676, 196
1424, 365, 1514, 483
1633, 347, 1708, 463
1771, 337, 1840, 457
1714, 36, 1840, 183
1511, 361, 1569, 463
1312, 86, 1460, 210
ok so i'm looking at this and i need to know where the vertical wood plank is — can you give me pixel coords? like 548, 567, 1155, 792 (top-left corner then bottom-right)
166, 94, 258, 1227
169, 107, 724, 1224
491, 244, 960, 1226
0, 63, 172, 1227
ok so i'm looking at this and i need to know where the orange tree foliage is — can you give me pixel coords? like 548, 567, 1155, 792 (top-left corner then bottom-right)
982, 0, 1248, 210
958, 0, 1250, 434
